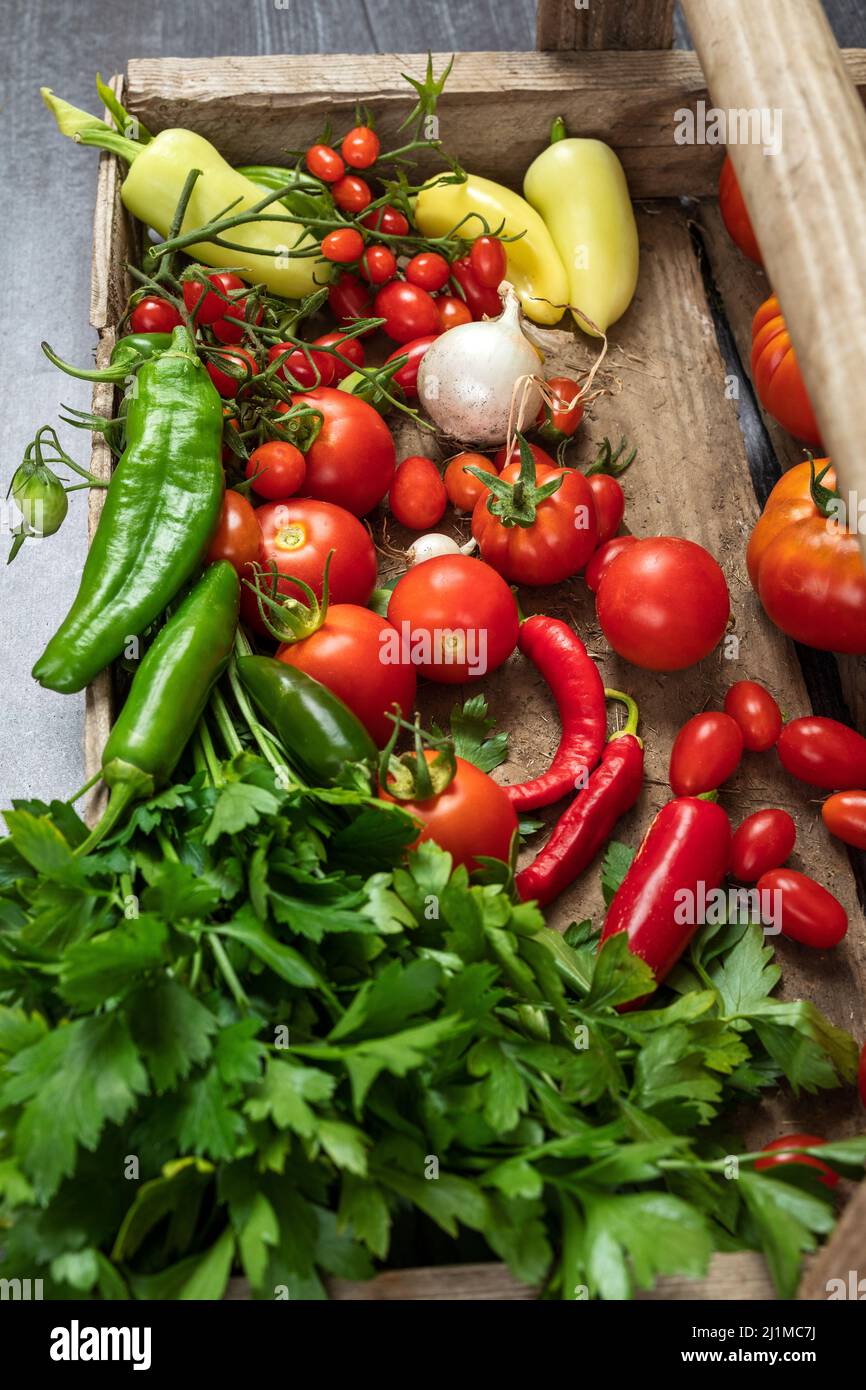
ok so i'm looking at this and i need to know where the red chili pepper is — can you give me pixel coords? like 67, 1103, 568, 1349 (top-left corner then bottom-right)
450, 255, 502, 319
755, 1134, 838, 1188
516, 690, 644, 908
504, 615, 606, 812
600, 796, 732, 989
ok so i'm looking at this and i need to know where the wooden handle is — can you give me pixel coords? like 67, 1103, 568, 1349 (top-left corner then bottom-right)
536, 0, 674, 51
797, 1178, 866, 1300
682, 0, 866, 564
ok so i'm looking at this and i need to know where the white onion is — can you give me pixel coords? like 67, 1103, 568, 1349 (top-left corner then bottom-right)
416, 284, 543, 446
406, 533, 477, 566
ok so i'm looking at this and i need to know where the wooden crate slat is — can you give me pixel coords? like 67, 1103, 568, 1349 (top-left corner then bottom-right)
536, 0, 675, 51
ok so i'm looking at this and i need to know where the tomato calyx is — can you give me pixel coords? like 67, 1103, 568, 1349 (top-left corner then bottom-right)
585, 435, 637, 479
378, 713, 457, 802
244, 548, 334, 643
604, 688, 643, 747
468, 433, 564, 528
807, 453, 840, 519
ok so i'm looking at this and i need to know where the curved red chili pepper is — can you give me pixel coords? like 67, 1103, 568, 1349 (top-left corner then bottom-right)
504, 616, 606, 812
515, 690, 644, 908
600, 796, 731, 989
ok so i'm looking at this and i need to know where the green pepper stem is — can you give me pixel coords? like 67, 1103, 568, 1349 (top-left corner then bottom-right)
550, 116, 568, 144
42, 87, 142, 165
66, 769, 102, 804
74, 780, 140, 857
604, 688, 641, 742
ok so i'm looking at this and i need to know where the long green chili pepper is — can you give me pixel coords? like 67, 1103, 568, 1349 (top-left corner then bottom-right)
33, 324, 224, 693
77, 561, 240, 855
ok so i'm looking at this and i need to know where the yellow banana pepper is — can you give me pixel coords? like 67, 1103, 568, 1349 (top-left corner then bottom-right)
414, 173, 568, 326
42, 89, 319, 301
523, 122, 639, 337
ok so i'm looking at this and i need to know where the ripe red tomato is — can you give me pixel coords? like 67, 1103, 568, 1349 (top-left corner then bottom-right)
436, 295, 473, 331
757, 868, 848, 948
328, 272, 374, 331
536, 376, 584, 445
387, 555, 519, 684
751, 295, 821, 446
306, 144, 344, 183
211, 300, 263, 344
245, 441, 306, 501
444, 453, 498, 512
293, 387, 396, 516
361, 244, 397, 285
469, 236, 507, 290
183, 272, 246, 326
362, 205, 409, 237
472, 457, 597, 586
311, 331, 365, 381
406, 252, 451, 292
596, 537, 730, 671
730, 808, 796, 882
450, 255, 502, 319
205, 490, 258, 577
268, 343, 335, 389
374, 281, 440, 344
332, 175, 372, 213
321, 228, 364, 263
492, 440, 556, 471
384, 335, 438, 398
251, 499, 376, 622
129, 295, 182, 333
669, 712, 743, 796
584, 535, 639, 594
718, 155, 762, 265
723, 680, 783, 751
390, 456, 446, 531
587, 474, 624, 545
755, 1134, 837, 1188
278, 605, 415, 747
341, 126, 380, 170
822, 790, 866, 851
777, 716, 866, 790
206, 346, 260, 399
379, 751, 518, 872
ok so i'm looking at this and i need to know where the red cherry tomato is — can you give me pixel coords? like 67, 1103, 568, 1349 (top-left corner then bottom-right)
587, 474, 625, 545
718, 155, 762, 266
321, 228, 364, 263
129, 295, 183, 333
390, 456, 447, 531
822, 791, 866, 851
374, 281, 440, 344
669, 712, 744, 796
362, 205, 409, 237
205, 490, 258, 578
311, 331, 365, 381
341, 126, 380, 170
387, 555, 519, 684
267, 343, 335, 389
776, 716, 866, 790
723, 680, 783, 752
361, 244, 397, 285
328, 272, 374, 332
450, 255, 502, 319
730, 808, 796, 882
253, 498, 376, 614
183, 272, 246, 326
596, 537, 730, 672
245, 441, 306, 501
406, 252, 451, 292
585, 535, 639, 594
332, 175, 372, 214
444, 453, 498, 512
206, 346, 260, 399
211, 299, 263, 345
293, 386, 396, 516
379, 752, 518, 873
756, 1135, 837, 1187
278, 605, 415, 748
436, 295, 473, 331
306, 144, 344, 183
536, 376, 584, 445
757, 868, 848, 948
384, 334, 438, 399
469, 236, 508, 289
492, 440, 556, 472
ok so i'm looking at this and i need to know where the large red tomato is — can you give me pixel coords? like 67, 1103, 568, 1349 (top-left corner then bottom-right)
471, 456, 597, 585
278, 606, 417, 747
291, 387, 396, 515
596, 537, 730, 671
379, 751, 518, 872
751, 295, 821, 446
387, 555, 518, 684
718, 155, 762, 265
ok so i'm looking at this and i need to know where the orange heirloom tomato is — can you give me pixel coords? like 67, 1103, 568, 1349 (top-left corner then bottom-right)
747, 459, 866, 653
751, 294, 821, 446
718, 155, 762, 265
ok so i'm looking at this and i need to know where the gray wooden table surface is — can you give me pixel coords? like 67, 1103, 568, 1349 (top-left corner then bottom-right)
1, 0, 862, 809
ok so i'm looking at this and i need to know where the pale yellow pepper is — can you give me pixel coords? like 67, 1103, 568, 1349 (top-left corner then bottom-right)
523, 124, 639, 336
414, 173, 569, 326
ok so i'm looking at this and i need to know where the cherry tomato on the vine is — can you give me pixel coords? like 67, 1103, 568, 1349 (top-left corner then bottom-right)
450, 255, 502, 319
406, 251, 451, 293
584, 535, 639, 594
245, 441, 307, 501
205, 490, 260, 578
755, 1134, 838, 1188
321, 227, 364, 263
384, 335, 438, 399
757, 868, 848, 948
723, 680, 783, 752
821, 790, 866, 851
730, 808, 796, 882
328, 272, 374, 331
267, 343, 335, 389
362, 205, 410, 237
469, 236, 507, 289
311, 331, 365, 381
183, 272, 246, 325
437, 295, 473, 331
129, 296, 183, 334
374, 281, 440, 344
361, 244, 397, 285
306, 143, 344, 183
669, 712, 743, 796
380, 751, 518, 873
291, 386, 396, 516
444, 453, 498, 512
206, 346, 260, 399
211, 298, 263, 344
536, 376, 584, 445
341, 125, 381, 169
332, 175, 372, 214
389, 456, 447, 531
588, 474, 625, 545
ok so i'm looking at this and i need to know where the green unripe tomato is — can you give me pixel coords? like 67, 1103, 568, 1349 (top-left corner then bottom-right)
9, 464, 69, 536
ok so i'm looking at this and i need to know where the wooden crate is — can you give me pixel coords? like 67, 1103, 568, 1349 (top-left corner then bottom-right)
85, 0, 866, 1299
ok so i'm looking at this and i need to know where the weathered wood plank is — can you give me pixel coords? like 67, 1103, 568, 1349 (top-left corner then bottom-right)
536, 0, 675, 51
125, 50, 866, 199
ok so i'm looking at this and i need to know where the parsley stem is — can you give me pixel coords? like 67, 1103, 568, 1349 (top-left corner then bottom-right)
210, 686, 244, 758
194, 719, 224, 786
210, 935, 249, 1012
